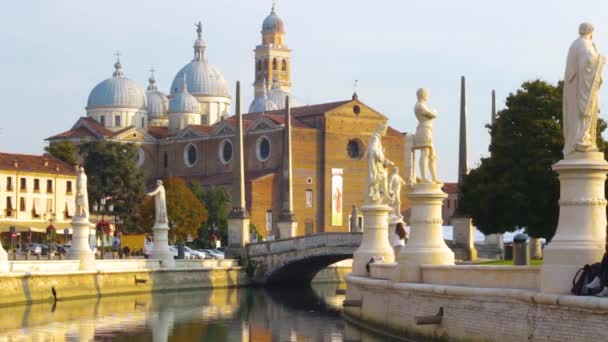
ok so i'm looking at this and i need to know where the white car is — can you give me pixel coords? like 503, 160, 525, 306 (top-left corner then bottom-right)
202, 249, 224, 260
184, 246, 206, 259
168, 246, 192, 260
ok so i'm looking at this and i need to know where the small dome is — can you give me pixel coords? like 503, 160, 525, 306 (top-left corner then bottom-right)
169, 77, 200, 114
146, 74, 168, 118
262, 5, 285, 33
267, 81, 297, 109
248, 84, 279, 113
87, 60, 147, 109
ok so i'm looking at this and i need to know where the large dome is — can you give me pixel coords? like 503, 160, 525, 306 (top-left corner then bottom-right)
146, 75, 168, 118
262, 6, 285, 33
87, 61, 147, 109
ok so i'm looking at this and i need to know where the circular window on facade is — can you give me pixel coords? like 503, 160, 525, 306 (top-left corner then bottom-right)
136, 148, 145, 167
353, 105, 361, 115
256, 136, 271, 161
184, 143, 198, 167
347, 139, 364, 159
219, 139, 233, 164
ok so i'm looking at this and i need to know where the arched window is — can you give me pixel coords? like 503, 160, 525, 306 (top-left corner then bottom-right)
219, 139, 233, 164
256, 136, 271, 162
281, 59, 287, 72
272, 58, 277, 71
263, 59, 268, 72
184, 143, 198, 167
256, 60, 262, 72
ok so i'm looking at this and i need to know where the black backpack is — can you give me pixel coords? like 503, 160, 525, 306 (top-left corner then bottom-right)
571, 262, 602, 296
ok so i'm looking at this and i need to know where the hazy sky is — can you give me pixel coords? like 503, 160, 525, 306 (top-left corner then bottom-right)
1, 0, 607, 181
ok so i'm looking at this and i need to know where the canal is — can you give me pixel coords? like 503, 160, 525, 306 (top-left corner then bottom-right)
0, 283, 411, 341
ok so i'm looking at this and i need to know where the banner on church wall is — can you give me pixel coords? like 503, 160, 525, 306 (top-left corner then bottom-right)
331, 168, 343, 226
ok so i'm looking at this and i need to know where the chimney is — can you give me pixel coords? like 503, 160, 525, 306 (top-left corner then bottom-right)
13, 159, 18, 168
44, 159, 49, 167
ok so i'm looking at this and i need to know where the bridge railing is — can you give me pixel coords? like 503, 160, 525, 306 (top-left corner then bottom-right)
246, 232, 362, 257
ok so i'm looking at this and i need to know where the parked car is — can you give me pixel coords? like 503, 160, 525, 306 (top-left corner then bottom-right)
184, 246, 206, 259
202, 249, 224, 260
169, 245, 192, 260
28, 243, 42, 255
52, 244, 69, 255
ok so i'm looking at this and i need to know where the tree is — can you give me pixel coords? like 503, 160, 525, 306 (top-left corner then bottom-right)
45, 141, 77, 165
78, 141, 145, 232
139, 177, 208, 242
460, 80, 606, 240
191, 183, 230, 245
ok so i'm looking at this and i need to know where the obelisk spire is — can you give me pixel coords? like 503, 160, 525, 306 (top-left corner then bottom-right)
279, 96, 296, 221
458, 76, 468, 185
229, 81, 248, 218
491, 89, 497, 126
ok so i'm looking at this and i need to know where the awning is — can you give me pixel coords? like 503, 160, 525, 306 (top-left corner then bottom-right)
66, 198, 75, 216
0, 221, 72, 233
33, 198, 42, 216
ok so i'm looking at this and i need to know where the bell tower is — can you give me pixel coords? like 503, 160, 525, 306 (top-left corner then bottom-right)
253, 4, 291, 98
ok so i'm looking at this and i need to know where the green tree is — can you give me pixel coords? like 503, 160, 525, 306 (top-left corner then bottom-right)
191, 183, 230, 245
139, 177, 208, 242
45, 141, 77, 165
78, 141, 145, 232
460, 80, 606, 240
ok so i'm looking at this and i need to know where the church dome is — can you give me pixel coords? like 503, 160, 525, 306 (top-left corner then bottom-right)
87, 60, 147, 109
262, 5, 285, 33
267, 80, 297, 109
146, 73, 168, 118
248, 83, 279, 113
169, 76, 200, 114
170, 24, 230, 98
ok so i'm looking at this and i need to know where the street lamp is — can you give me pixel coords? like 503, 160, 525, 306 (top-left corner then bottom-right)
43, 212, 56, 260
92, 197, 113, 259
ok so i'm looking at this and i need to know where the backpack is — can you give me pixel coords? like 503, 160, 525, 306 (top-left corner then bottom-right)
571, 262, 602, 296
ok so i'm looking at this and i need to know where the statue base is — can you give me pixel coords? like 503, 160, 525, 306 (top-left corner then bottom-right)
149, 222, 174, 268
278, 220, 298, 239
226, 217, 250, 259
67, 216, 96, 271
352, 202, 395, 276
541, 152, 608, 293
394, 182, 454, 282
452, 216, 478, 261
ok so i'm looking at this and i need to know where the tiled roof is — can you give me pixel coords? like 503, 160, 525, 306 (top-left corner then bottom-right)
0, 152, 76, 176
245, 100, 351, 118
147, 126, 169, 139
442, 182, 459, 194
79, 117, 113, 137
110, 126, 135, 137
47, 117, 113, 141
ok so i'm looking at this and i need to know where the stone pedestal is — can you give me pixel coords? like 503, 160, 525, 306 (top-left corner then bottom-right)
541, 152, 608, 294
452, 216, 477, 261
0, 241, 8, 273
149, 222, 174, 268
67, 216, 96, 271
395, 183, 454, 282
226, 217, 250, 259
278, 221, 298, 239
352, 203, 395, 276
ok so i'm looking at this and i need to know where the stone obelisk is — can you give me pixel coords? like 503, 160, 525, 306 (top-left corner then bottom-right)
277, 96, 298, 239
491, 89, 497, 126
451, 76, 477, 261
227, 81, 251, 259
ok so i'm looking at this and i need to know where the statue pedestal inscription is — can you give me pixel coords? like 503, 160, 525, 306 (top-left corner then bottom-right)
395, 183, 454, 282
68, 216, 96, 270
352, 203, 395, 276
541, 152, 608, 293
150, 222, 174, 268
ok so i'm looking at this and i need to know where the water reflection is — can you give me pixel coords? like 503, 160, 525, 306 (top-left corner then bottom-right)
0, 284, 404, 341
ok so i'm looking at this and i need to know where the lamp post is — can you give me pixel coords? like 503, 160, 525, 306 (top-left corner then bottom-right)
92, 197, 113, 260
43, 212, 56, 260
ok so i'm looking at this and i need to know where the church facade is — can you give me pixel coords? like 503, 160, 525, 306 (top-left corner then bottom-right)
47, 6, 407, 238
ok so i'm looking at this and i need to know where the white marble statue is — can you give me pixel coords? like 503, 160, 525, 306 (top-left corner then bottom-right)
563, 22, 606, 156
367, 123, 394, 203
147, 180, 168, 225
413, 88, 440, 183
75, 167, 89, 218
388, 166, 406, 219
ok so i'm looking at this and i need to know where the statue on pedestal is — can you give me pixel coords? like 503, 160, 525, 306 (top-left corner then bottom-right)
388, 166, 405, 219
367, 123, 394, 203
563, 22, 606, 156
75, 167, 89, 218
147, 180, 168, 225
413, 88, 440, 184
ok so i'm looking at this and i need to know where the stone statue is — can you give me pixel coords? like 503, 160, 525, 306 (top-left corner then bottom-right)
147, 180, 168, 225
75, 167, 89, 218
413, 88, 440, 183
195, 21, 202, 38
367, 123, 394, 203
563, 22, 606, 156
350, 204, 359, 232
388, 166, 406, 219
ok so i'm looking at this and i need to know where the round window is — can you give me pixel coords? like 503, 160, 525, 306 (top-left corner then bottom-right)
256, 136, 271, 161
184, 143, 198, 167
219, 139, 233, 164
136, 148, 145, 167
353, 105, 361, 115
347, 139, 364, 159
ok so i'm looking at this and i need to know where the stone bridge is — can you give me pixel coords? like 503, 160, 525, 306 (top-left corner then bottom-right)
246, 232, 362, 285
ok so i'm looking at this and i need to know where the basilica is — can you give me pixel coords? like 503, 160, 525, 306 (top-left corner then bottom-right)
47, 5, 407, 237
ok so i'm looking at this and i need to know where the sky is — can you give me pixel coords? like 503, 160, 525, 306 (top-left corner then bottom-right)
1, 0, 607, 182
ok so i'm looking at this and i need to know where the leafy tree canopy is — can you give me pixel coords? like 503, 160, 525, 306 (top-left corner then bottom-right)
191, 183, 230, 245
45, 141, 77, 166
460, 80, 606, 239
79, 141, 145, 232
139, 177, 208, 242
